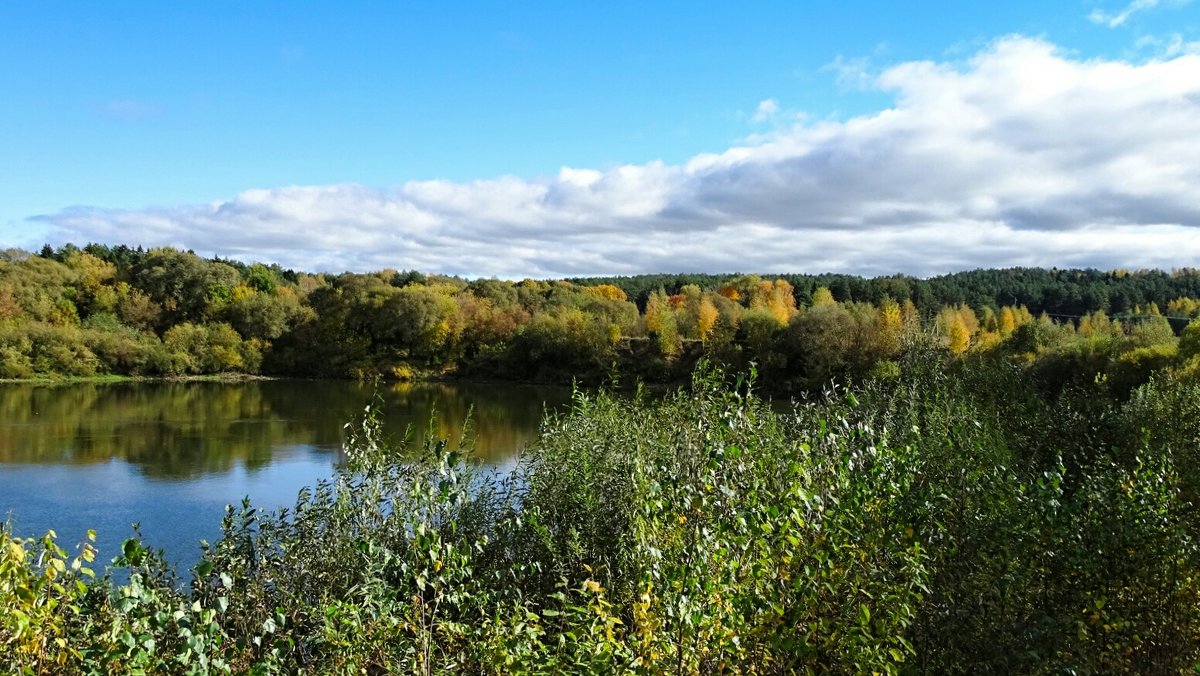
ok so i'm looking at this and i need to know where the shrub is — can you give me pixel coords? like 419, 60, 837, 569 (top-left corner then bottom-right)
5, 360, 1200, 673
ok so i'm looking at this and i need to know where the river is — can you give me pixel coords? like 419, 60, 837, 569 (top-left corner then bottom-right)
0, 379, 570, 572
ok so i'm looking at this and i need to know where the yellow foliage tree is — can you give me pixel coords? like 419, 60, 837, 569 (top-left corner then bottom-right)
980, 306, 998, 333
717, 284, 741, 302
63, 251, 115, 289
878, 296, 904, 354
585, 284, 628, 302
1167, 297, 1200, 318
0, 285, 19, 320
998, 307, 1017, 336
948, 316, 971, 354
974, 330, 1003, 352
937, 306, 972, 354
1078, 310, 1120, 339
811, 286, 836, 307
749, 279, 797, 325
64, 252, 118, 315
230, 284, 257, 304
697, 296, 719, 343
645, 290, 672, 335
771, 280, 798, 325
1014, 305, 1034, 327
956, 304, 979, 335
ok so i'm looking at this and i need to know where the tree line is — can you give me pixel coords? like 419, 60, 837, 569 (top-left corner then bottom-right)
2, 243, 1199, 397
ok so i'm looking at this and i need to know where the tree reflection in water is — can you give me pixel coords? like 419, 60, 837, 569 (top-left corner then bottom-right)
0, 380, 569, 569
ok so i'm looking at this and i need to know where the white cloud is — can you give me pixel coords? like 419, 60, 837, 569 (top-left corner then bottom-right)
1136, 32, 1200, 57
36, 36, 1200, 278
752, 98, 780, 122
822, 54, 874, 90
1088, 0, 1175, 27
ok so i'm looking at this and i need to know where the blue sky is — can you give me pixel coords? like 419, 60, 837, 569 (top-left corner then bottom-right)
3, 1, 1200, 276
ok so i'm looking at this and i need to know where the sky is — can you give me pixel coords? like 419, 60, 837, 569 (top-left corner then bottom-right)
3, 0, 1200, 278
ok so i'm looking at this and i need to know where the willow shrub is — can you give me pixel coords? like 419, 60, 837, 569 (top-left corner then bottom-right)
0, 527, 97, 673
514, 368, 926, 673
4, 358, 1200, 673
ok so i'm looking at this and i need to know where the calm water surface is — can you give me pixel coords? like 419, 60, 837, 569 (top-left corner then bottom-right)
0, 380, 569, 571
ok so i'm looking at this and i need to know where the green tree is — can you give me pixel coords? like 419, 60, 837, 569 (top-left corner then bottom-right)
131, 248, 240, 327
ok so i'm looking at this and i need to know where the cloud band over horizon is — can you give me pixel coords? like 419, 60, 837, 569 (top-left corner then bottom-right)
33, 36, 1200, 279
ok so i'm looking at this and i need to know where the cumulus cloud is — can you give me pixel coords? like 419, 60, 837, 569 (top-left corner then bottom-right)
37, 36, 1200, 278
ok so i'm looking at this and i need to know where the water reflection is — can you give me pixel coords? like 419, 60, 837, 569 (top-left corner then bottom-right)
0, 380, 569, 568
0, 380, 569, 476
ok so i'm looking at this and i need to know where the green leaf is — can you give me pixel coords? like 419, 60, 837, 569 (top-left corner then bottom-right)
194, 559, 213, 578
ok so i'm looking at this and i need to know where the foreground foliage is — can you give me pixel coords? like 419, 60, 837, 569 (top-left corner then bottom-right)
3, 354, 1200, 673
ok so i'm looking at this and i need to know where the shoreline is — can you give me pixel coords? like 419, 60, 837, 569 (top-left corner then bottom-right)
0, 372, 280, 385
0, 371, 584, 388
0, 370, 689, 394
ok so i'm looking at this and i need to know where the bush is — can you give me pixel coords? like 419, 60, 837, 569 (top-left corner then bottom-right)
4, 360, 1200, 673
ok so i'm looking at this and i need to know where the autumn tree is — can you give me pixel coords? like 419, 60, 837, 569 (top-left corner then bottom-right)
163, 322, 258, 374
644, 289, 681, 357
674, 285, 704, 340
584, 284, 628, 302
1127, 315, 1176, 349
876, 296, 904, 356
1077, 310, 1121, 339
994, 307, 1013, 336
810, 286, 836, 307
63, 251, 118, 317
456, 293, 528, 358
749, 279, 798, 325
378, 285, 463, 368
937, 306, 972, 355
697, 296, 720, 343
0, 285, 22, 321
114, 283, 164, 333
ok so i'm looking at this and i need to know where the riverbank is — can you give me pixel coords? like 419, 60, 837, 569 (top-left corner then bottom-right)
0, 372, 278, 385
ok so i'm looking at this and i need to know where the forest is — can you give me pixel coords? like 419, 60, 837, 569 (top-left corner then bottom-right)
2, 243, 1200, 398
